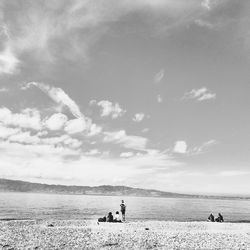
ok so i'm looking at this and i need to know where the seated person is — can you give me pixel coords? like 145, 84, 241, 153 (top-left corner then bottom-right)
107, 212, 113, 222
207, 213, 215, 222
98, 216, 106, 222
215, 213, 224, 222
114, 211, 122, 223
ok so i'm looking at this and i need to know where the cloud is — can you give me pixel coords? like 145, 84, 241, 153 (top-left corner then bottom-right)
8, 131, 40, 144
157, 94, 163, 103
173, 139, 217, 155
88, 123, 102, 137
64, 118, 87, 134
26, 82, 83, 118
133, 113, 145, 122
24, 82, 102, 135
0, 120, 82, 149
194, 19, 214, 29
97, 100, 126, 119
0, 107, 42, 130
182, 87, 216, 101
0, 46, 19, 75
45, 113, 68, 131
120, 152, 134, 158
104, 130, 148, 150
85, 149, 101, 156
0, 124, 20, 139
0, 87, 9, 92
0, 138, 182, 187
154, 69, 165, 84
173, 141, 187, 154
201, 0, 211, 10
0, 0, 222, 76
191, 140, 217, 155
219, 171, 250, 177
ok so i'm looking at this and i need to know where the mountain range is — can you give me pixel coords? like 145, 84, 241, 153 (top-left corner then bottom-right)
0, 178, 248, 199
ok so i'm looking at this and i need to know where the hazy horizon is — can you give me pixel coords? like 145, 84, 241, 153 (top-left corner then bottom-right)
0, 0, 250, 195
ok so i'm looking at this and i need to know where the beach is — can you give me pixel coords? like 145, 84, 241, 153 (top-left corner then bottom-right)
1, 220, 250, 249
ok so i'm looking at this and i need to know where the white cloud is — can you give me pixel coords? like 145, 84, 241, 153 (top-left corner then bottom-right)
154, 69, 165, 84
0, 107, 42, 130
201, 0, 211, 10
157, 94, 163, 103
142, 128, 150, 133
0, 87, 9, 92
133, 113, 145, 122
0, 124, 19, 139
45, 113, 68, 131
182, 87, 216, 101
173, 141, 187, 154
0, 138, 182, 187
191, 139, 217, 154
0, 0, 227, 75
8, 131, 40, 144
26, 82, 83, 118
85, 149, 101, 156
219, 171, 250, 177
64, 118, 87, 134
25, 82, 100, 134
104, 130, 148, 150
0, 46, 19, 75
97, 100, 126, 119
120, 152, 134, 158
194, 19, 214, 29
88, 123, 102, 136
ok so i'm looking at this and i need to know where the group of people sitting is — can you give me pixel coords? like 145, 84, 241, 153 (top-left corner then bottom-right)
98, 200, 126, 223
98, 211, 122, 223
207, 213, 224, 222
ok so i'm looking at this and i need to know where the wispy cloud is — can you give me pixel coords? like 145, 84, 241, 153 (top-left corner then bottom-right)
154, 69, 165, 84
0, 46, 19, 75
219, 171, 250, 177
182, 87, 216, 101
173, 139, 217, 155
26, 82, 83, 118
24, 82, 102, 135
201, 0, 212, 10
0, 0, 227, 76
104, 130, 148, 151
120, 152, 134, 158
157, 94, 163, 103
0, 87, 9, 92
191, 140, 218, 155
133, 113, 145, 122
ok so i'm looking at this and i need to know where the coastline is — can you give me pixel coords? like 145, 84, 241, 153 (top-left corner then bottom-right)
1, 220, 250, 249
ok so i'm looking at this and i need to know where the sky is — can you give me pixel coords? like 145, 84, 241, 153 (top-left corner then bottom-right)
0, 0, 250, 195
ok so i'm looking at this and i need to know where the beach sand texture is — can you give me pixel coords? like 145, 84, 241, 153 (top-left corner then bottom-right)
0, 220, 250, 249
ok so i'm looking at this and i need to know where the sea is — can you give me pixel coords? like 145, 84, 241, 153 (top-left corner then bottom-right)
1, 192, 250, 222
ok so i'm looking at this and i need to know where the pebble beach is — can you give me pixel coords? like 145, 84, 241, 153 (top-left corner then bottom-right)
1, 220, 250, 249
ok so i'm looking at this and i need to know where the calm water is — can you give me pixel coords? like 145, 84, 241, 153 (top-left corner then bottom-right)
1, 192, 250, 222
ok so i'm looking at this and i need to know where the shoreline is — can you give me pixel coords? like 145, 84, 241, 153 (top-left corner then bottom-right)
1, 219, 250, 249
1, 217, 250, 223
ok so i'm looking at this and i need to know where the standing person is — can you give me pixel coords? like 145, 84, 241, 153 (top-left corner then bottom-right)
120, 200, 126, 221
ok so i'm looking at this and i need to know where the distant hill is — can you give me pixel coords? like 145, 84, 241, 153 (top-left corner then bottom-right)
0, 178, 249, 200
0, 178, 189, 198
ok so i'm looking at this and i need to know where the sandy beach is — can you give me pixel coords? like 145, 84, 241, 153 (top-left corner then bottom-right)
0, 220, 250, 250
